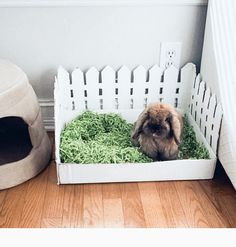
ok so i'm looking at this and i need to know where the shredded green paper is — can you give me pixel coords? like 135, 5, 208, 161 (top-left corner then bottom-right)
60, 111, 209, 164
178, 116, 210, 160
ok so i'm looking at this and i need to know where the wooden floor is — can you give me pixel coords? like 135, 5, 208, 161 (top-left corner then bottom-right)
0, 133, 236, 228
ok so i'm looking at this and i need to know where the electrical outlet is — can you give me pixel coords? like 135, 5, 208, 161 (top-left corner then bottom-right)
160, 42, 182, 69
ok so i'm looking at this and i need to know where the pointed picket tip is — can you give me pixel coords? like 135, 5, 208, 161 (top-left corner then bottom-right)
148, 64, 162, 82
199, 80, 206, 91
180, 63, 197, 85
193, 73, 202, 90
149, 64, 162, 76
101, 65, 115, 74
205, 87, 211, 95
85, 67, 99, 85
72, 67, 83, 74
214, 103, 223, 117
101, 65, 115, 85
208, 93, 217, 112
203, 87, 211, 106
198, 81, 206, 103
101, 66, 115, 82
133, 65, 146, 74
133, 65, 147, 83
71, 67, 84, 86
164, 64, 178, 73
86, 66, 99, 75
195, 73, 202, 83
149, 64, 162, 72
57, 66, 69, 77
117, 66, 131, 81
54, 75, 58, 91
210, 93, 217, 103
163, 65, 179, 79
57, 66, 70, 88
163, 65, 179, 84
181, 63, 196, 74
117, 65, 130, 74
200, 80, 206, 86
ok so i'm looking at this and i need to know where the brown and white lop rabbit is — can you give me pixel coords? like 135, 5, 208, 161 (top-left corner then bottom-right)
131, 103, 183, 161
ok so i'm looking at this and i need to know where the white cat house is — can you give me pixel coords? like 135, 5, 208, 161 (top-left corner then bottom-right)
0, 60, 51, 190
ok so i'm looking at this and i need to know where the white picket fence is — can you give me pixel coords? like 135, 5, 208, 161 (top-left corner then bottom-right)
55, 62, 222, 156
54, 62, 223, 184
56, 63, 195, 110
190, 74, 223, 154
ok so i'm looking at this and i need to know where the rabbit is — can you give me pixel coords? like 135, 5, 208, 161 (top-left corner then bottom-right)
131, 102, 183, 161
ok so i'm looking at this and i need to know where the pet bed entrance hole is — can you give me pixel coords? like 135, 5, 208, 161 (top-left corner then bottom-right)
0, 117, 32, 165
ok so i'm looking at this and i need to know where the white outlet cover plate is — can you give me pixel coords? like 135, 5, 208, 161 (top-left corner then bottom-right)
160, 42, 182, 69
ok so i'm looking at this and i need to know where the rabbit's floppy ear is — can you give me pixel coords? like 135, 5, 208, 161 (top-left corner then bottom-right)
132, 108, 149, 139
169, 111, 183, 145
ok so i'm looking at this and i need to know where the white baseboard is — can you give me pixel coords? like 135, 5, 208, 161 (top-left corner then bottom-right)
38, 99, 54, 131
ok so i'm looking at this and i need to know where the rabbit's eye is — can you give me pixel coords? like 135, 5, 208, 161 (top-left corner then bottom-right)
165, 117, 171, 122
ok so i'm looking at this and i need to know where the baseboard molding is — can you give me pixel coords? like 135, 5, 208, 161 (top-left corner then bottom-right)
0, 0, 208, 7
42, 119, 55, 131
38, 99, 54, 131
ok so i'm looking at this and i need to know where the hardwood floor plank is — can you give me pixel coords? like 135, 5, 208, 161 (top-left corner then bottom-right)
83, 184, 104, 227
0, 183, 28, 228
174, 181, 211, 227
102, 183, 124, 227
155, 181, 188, 227
199, 179, 236, 227
62, 185, 84, 228
191, 181, 230, 227
103, 198, 124, 227
102, 183, 121, 199
41, 162, 65, 219
138, 182, 168, 227
61, 186, 75, 228
120, 183, 146, 227
0, 190, 7, 212
218, 195, 236, 227
19, 166, 49, 228
41, 217, 62, 228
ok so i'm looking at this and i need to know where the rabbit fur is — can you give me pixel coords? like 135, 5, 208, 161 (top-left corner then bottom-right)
131, 103, 183, 161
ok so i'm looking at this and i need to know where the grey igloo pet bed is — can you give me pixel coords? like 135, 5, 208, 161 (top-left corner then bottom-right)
0, 60, 51, 190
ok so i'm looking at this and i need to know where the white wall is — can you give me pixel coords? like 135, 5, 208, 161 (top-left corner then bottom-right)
200, 7, 219, 97
0, 1, 207, 128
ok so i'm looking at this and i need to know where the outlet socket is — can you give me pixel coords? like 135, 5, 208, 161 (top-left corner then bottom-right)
160, 42, 182, 69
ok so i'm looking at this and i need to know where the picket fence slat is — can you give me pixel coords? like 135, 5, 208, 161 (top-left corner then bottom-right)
86, 67, 99, 111
201, 87, 211, 134
101, 66, 116, 110
212, 103, 223, 153
162, 65, 179, 106
117, 66, 131, 110
179, 63, 196, 111
71, 68, 85, 111
57, 66, 71, 111
206, 94, 217, 147
196, 81, 206, 127
191, 74, 201, 120
147, 64, 162, 106
132, 65, 147, 109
